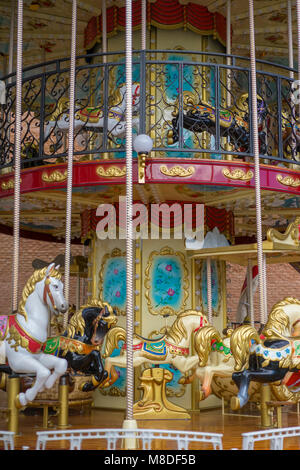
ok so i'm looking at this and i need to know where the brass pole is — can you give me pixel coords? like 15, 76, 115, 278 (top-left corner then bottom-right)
260, 383, 272, 428
7, 374, 20, 435
58, 375, 69, 428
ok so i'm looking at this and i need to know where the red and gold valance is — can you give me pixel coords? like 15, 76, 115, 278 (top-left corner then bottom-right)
84, 0, 227, 50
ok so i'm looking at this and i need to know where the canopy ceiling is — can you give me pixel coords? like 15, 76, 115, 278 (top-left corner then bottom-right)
0, 0, 297, 72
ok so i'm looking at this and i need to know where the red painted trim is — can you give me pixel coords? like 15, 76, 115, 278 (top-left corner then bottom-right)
1, 159, 300, 198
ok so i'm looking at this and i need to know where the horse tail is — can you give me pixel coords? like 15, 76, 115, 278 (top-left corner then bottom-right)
230, 325, 261, 372
103, 326, 126, 358
194, 326, 222, 367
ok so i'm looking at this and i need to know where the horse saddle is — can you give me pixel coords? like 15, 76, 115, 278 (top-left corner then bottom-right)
75, 106, 104, 123
143, 341, 167, 357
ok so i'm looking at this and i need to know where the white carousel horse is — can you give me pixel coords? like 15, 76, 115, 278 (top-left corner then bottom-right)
44, 83, 141, 150
0, 263, 68, 408
178, 331, 235, 399
101, 309, 221, 388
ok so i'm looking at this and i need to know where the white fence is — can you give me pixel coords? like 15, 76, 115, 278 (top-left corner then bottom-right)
35, 428, 223, 450
0, 431, 14, 450
242, 426, 300, 450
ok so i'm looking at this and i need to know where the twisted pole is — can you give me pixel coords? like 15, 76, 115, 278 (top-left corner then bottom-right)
12, 0, 23, 312
248, 0, 267, 325
63, 0, 77, 328
124, 0, 136, 431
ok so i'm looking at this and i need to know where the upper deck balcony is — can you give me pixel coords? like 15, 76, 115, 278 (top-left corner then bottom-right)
0, 49, 299, 180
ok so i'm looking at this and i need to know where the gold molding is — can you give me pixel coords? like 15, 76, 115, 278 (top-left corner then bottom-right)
144, 246, 189, 317
159, 165, 195, 178
42, 170, 68, 183
1, 178, 21, 191
222, 168, 253, 182
276, 174, 300, 188
98, 247, 126, 316
96, 166, 126, 178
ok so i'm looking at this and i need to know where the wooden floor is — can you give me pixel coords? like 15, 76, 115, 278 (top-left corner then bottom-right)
1, 404, 300, 451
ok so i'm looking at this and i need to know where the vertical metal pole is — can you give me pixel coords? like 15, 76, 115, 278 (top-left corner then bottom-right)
206, 258, 213, 324
7, 375, 20, 435
123, 0, 138, 444
288, 0, 294, 79
263, 254, 268, 319
76, 273, 80, 310
248, 0, 266, 325
63, 0, 77, 329
102, 0, 107, 63
8, 0, 15, 78
247, 260, 254, 327
297, 0, 300, 120
12, 0, 23, 313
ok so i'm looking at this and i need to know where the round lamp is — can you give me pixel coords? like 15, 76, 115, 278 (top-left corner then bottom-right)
133, 134, 153, 154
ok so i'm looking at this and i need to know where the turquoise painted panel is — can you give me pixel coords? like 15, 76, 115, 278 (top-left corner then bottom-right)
102, 257, 126, 312
151, 256, 183, 311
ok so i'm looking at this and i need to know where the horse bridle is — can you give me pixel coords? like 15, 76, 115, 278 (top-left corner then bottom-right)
43, 276, 57, 310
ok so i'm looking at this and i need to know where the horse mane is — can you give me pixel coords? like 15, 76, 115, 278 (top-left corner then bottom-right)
262, 297, 300, 339
66, 299, 114, 338
18, 266, 62, 321
167, 309, 206, 344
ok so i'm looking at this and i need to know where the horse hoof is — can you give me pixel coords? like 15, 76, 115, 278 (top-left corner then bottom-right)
15, 393, 26, 409
230, 396, 241, 411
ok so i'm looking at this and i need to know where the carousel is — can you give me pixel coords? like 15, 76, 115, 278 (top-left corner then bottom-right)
1, 0, 300, 451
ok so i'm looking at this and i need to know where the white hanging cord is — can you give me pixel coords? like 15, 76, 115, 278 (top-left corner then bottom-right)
248, 0, 267, 325
63, 0, 77, 329
125, 0, 135, 422
12, 0, 23, 312
206, 258, 213, 324
226, 0, 231, 108
141, 0, 147, 50
102, 0, 107, 63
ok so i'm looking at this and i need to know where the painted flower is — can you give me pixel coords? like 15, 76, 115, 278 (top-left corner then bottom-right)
165, 264, 173, 272
167, 288, 175, 296
114, 268, 119, 275
115, 291, 121, 298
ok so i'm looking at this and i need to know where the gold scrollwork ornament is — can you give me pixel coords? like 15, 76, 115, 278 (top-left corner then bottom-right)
222, 168, 253, 182
159, 165, 195, 178
276, 174, 300, 188
42, 170, 68, 183
96, 166, 126, 178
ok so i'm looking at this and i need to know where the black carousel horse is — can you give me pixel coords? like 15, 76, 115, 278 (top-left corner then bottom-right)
168, 92, 268, 155
229, 298, 300, 410
43, 302, 117, 392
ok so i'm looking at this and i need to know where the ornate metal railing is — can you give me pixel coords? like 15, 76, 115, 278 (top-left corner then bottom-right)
0, 50, 298, 170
